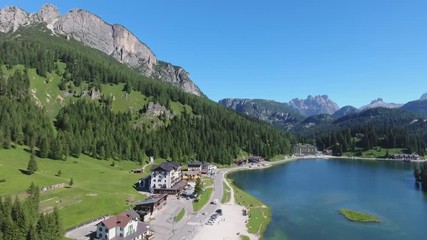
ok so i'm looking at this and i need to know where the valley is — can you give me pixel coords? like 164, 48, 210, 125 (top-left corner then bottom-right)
0, 2, 426, 240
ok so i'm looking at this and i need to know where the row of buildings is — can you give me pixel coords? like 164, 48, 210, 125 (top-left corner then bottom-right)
137, 161, 216, 194
93, 161, 216, 240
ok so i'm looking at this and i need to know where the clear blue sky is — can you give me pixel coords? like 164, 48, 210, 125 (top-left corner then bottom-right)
2, 0, 427, 107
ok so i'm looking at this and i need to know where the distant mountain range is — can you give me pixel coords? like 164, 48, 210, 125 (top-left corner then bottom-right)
219, 93, 427, 133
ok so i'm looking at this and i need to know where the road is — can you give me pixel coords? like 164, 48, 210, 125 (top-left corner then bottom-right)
149, 169, 227, 240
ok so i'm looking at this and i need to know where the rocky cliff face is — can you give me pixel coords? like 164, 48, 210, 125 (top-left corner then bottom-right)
288, 95, 339, 116
218, 98, 304, 130
0, 3, 202, 96
359, 98, 402, 111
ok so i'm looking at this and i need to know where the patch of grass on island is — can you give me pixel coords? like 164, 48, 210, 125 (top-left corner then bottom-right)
174, 208, 185, 222
339, 209, 380, 223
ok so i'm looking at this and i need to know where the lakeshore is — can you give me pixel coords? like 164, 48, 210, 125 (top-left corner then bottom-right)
197, 154, 426, 240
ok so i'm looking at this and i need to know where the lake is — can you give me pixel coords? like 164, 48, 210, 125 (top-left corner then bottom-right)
230, 159, 427, 240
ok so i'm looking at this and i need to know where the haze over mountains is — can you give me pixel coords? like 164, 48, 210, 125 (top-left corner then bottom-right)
0, 3, 202, 96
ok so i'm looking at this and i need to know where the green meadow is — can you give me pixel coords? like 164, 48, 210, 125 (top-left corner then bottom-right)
0, 146, 148, 229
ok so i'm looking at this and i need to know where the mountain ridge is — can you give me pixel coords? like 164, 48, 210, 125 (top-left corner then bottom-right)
0, 3, 202, 96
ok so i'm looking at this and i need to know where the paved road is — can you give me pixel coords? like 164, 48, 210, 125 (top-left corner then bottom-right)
169, 170, 226, 240
149, 170, 227, 240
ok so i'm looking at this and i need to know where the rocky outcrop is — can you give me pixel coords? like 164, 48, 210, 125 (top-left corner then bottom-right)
154, 62, 202, 96
289, 95, 339, 116
420, 93, 427, 100
144, 102, 174, 120
0, 6, 30, 33
0, 3, 202, 96
359, 98, 402, 111
218, 98, 304, 130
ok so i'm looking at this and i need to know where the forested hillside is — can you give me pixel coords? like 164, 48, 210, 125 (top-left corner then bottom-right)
299, 108, 427, 156
0, 25, 293, 164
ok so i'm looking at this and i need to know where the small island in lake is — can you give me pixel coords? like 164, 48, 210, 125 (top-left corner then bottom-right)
339, 209, 380, 223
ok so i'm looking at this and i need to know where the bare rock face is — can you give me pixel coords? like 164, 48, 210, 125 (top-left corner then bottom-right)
0, 3, 202, 96
0, 6, 30, 33
145, 102, 174, 120
154, 62, 202, 96
34, 3, 60, 25
289, 95, 339, 116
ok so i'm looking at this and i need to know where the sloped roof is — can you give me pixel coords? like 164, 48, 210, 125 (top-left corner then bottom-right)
188, 161, 202, 167
134, 194, 167, 206
150, 162, 181, 172
98, 213, 132, 229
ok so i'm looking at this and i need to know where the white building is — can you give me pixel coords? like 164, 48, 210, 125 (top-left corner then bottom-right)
150, 162, 183, 193
95, 210, 152, 240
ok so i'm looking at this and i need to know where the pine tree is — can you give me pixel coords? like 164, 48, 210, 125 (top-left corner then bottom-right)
194, 178, 203, 196
26, 225, 37, 240
27, 151, 38, 175
69, 177, 74, 187
11, 198, 28, 236
52, 207, 63, 239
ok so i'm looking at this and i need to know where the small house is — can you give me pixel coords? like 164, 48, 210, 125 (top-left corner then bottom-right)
95, 210, 153, 240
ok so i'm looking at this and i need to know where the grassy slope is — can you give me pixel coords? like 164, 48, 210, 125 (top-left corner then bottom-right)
0, 147, 148, 229
101, 83, 148, 113
228, 178, 271, 237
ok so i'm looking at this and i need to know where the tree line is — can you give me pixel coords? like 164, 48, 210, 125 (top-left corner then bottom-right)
0, 26, 294, 164
0, 183, 62, 240
299, 108, 427, 156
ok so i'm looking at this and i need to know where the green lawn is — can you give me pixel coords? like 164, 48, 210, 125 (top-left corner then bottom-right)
228, 178, 271, 236
221, 182, 231, 204
339, 209, 380, 223
174, 208, 185, 222
202, 177, 214, 188
192, 188, 213, 212
0, 146, 147, 229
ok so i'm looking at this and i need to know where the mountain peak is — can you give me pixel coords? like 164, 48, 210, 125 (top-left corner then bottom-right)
370, 98, 384, 104
0, 3, 202, 96
288, 95, 339, 116
420, 93, 427, 100
36, 3, 60, 25
359, 98, 402, 111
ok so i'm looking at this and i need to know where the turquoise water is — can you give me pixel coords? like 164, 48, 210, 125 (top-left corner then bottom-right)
230, 159, 427, 240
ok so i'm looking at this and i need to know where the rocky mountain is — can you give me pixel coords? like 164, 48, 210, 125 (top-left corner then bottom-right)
288, 95, 339, 116
420, 93, 427, 100
359, 98, 402, 111
218, 98, 304, 130
401, 99, 427, 117
332, 105, 359, 119
0, 3, 202, 96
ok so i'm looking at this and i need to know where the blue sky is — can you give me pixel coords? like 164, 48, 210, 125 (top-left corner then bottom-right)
2, 0, 427, 107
